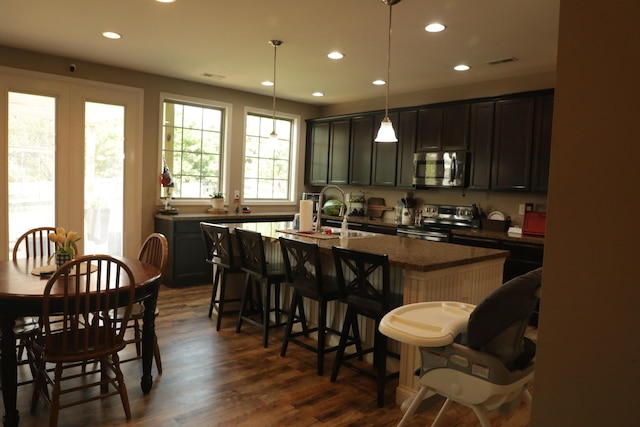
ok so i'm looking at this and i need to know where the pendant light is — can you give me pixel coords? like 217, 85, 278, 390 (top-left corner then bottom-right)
375, 0, 401, 143
269, 39, 282, 141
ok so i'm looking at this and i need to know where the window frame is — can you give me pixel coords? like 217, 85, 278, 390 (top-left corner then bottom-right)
158, 93, 232, 205
242, 107, 299, 206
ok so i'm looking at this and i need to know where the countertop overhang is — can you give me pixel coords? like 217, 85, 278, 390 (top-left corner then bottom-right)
226, 221, 509, 273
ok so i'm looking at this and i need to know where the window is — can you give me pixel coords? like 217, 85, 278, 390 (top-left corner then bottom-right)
243, 112, 295, 201
161, 97, 226, 199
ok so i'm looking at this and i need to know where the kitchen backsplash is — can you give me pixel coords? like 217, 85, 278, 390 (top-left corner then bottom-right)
309, 185, 547, 228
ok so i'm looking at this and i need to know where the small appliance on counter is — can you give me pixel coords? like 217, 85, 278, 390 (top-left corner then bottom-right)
523, 212, 547, 236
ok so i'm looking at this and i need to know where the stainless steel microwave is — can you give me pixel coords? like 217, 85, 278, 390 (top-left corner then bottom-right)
413, 151, 469, 188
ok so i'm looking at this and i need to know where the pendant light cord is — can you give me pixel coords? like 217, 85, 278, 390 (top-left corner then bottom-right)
272, 43, 277, 127
384, 3, 393, 118
269, 40, 282, 137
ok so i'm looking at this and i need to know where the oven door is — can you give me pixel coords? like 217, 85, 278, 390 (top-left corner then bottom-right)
396, 227, 451, 242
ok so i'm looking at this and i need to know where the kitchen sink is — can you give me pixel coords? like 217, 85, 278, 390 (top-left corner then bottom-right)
321, 227, 377, 238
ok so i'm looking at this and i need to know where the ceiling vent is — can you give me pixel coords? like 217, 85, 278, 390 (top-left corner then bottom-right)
486, 57, 519, 66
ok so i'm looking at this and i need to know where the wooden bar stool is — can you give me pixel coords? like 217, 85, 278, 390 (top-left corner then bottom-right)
235, 228, 287, 348
279, 237, 361, 376
200, 222, 245, 330
330, 246, 401, 407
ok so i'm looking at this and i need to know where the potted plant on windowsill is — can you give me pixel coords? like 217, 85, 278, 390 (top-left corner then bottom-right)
209, 192, 224, 209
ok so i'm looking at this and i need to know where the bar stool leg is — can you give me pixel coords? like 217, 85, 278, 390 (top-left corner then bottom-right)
209, 265, 222, 318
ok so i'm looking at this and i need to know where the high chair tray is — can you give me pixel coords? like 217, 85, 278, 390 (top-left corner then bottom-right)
379, 301, 475, 347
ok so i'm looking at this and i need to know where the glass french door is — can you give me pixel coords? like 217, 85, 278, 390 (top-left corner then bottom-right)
1, 68, 143, 260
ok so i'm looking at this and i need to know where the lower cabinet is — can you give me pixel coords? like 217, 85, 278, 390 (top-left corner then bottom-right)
451, 234, 543, 325
155, 218, 210, 287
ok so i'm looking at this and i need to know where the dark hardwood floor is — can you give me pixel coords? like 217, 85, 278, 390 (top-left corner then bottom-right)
5, 283, 532, 426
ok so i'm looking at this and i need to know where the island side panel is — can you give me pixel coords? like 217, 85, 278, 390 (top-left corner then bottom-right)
395, 257, 506, 404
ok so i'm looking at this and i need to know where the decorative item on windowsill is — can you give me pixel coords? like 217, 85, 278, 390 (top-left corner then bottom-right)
48, 227, 81, 269
207, 191, 227, 214
159, 159, 178, 214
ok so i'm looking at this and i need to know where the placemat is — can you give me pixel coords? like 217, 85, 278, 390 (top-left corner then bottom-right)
31, 263, 98, 277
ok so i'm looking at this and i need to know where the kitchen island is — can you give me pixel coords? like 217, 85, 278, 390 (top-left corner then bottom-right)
227, 221, 509, 404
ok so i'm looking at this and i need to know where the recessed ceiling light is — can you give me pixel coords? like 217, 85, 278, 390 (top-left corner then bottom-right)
261, 80, 274, 86
312, 92, 324, 97
327, 51, 345, 60
425, 23, 446, 33
372, 80, 386, 86
156, 0, 176, 3
102, 31, 121, 40
454, 64, 470, 71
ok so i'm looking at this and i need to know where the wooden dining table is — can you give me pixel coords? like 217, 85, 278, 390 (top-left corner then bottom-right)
0, 256, 162, 427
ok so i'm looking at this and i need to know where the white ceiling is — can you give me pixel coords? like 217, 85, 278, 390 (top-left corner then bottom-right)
0, 0, 560, 105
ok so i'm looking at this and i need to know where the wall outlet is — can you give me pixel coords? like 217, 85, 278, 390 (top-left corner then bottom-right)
234, 190, 240, 199
518, 203, 526, 215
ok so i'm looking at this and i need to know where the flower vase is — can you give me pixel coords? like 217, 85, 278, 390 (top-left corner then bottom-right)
55, 253, 72, 270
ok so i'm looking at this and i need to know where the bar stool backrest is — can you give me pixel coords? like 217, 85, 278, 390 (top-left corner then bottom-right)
279, 237, 323, 294
235, 228, 268, 277
201, 222, 237, 270
332, 246, 391, 317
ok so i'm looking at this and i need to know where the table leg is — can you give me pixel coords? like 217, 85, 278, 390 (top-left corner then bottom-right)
1, 318, 20, 427
140, 281, 159, 394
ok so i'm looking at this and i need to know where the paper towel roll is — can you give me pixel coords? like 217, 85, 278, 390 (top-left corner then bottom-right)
299, 200, 314, 231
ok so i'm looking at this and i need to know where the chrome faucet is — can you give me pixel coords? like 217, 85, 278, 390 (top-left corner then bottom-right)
315, 184, 345, 231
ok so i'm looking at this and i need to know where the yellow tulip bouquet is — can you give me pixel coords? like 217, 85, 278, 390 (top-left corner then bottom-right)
48, 227, 81, 264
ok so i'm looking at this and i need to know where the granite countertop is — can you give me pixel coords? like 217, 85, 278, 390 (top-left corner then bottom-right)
452, 228, 545, 245
227, 221, 509, 273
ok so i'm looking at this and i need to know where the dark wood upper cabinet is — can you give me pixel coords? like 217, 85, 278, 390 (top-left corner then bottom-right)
491, 97, 535, 191
468, 101, 495, 190
307, 121, 330, 185
396, 110, 418, 188
372, 112, 399, 186
328, 119, 351, 185
531, 94, 554, 192
349, 115, 375, 185
416, 103, 470, 151
442, 103, 470, 150
306, 89, 553, 193
416, 106, 443, 151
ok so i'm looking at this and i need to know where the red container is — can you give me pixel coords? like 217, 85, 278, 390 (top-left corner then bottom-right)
523, 212, 547, 236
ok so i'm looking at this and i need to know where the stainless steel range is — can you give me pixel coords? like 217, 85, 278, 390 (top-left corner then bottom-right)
397, 204, 480, 242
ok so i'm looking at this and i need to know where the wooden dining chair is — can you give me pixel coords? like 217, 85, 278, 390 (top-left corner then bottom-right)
331, 246, 401, 407
108, 233, 167, 373
30, 255, 137, 427
200, 222, 245, 330
11, 227, 80, 383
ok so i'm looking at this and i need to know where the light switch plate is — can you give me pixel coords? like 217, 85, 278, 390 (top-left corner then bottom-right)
518, 204, 525, 215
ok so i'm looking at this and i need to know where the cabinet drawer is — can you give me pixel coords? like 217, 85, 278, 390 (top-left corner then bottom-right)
451, 235, 501, 249
175, 221, 203, 234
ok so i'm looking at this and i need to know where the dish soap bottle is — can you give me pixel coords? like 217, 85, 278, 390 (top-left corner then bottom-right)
341, 215, 349, 237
